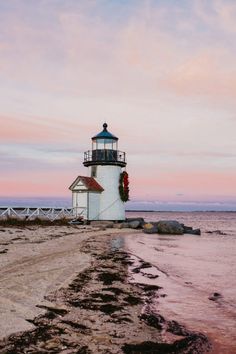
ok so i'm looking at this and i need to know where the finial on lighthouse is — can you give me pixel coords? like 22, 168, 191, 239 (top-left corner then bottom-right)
103, 123, 108, 131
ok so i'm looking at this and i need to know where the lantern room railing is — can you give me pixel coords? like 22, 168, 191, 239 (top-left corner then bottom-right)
83, 149, 126, 167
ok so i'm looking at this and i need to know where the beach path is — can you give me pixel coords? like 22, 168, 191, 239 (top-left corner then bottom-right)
0, 226, 122, 339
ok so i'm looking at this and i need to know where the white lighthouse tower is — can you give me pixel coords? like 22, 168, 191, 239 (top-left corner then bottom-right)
69, 123, 127, 221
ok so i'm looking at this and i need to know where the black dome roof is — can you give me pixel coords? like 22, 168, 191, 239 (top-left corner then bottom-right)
92, 123, 118, 140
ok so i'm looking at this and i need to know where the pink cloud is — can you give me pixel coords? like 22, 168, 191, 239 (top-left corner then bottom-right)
1, 168, 235, 201
195, 0, 236, 34
0, 1, 235, 203
130, 171, 236, 201
162, 50, 236, 99
0, 115, 52, 143
0, 170, 73, 197
0, 115, 94, 144
1, 1, 235, 104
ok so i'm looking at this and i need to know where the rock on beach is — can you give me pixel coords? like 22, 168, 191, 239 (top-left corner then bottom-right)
142, 220, 201, 235
87, 218, 200, 236
157, 220, 184, 235
143, 220, 184, 235
143, 222, 159, 234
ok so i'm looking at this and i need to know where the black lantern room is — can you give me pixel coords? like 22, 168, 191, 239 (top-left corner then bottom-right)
83, 123, 126, 167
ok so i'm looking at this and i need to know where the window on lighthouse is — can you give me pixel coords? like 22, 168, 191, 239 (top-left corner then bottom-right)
91, 166, 97, 178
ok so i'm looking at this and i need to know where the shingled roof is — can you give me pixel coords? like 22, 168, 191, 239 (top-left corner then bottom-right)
69, 176, 104, 192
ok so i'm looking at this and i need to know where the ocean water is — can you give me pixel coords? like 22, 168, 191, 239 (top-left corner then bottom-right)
0, 197, 236, 211
125, 211, 236, 354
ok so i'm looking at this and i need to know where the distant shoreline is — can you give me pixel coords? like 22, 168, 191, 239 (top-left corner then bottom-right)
0, 196, 236, 212
126, 210, 236, 213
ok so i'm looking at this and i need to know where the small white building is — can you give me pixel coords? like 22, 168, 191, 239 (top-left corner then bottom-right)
69, 123, 128, 221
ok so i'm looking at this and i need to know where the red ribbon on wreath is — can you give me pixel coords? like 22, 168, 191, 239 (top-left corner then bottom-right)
119, 171, 129, 202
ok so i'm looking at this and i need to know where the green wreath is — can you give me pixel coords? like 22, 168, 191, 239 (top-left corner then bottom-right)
119, 171, 129, 202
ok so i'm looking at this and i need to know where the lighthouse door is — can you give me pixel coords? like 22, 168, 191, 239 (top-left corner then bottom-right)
74, 191, 87, 219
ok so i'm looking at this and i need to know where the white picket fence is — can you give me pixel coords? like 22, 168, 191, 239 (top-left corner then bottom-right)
0, 207, 86, 222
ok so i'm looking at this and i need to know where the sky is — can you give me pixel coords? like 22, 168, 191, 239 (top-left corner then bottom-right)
0, 0, 236, 210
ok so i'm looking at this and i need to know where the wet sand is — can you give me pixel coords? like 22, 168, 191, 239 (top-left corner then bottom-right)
0, 225, 211, 353
125, 212, 236, 354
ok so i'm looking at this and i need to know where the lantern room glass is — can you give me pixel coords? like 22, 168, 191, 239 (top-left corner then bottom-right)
92, 138, 118, 151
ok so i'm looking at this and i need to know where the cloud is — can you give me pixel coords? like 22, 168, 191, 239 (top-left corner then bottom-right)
0, 0, 236, 104
0, 115, 53, 143
0, 142, 82, 174
0, 114, 93, 146
0, 0, 235, 201
0, 172, 73, 197
130, 170, 236, 201
162, 50, 236, 100
194, 0, 236, 34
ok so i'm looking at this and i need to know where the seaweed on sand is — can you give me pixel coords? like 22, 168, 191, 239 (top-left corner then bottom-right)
122, 333, 211, 354
98, 271, 124, 285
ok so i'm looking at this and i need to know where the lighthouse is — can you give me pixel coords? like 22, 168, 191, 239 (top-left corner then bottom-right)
69, 123, 128, 221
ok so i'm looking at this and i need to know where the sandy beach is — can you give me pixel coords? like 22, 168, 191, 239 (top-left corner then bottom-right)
0, 224, 212, 353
